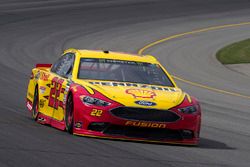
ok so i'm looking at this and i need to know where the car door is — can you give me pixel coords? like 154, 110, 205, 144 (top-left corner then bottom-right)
49, 53, 75, 121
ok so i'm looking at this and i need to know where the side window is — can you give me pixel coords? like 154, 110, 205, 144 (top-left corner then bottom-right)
51, 53, 75, 78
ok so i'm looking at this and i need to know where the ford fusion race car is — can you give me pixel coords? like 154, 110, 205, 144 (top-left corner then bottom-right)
26, 49, 201, 145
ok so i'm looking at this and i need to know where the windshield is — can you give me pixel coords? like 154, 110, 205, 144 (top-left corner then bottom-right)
78, 58, 174, 87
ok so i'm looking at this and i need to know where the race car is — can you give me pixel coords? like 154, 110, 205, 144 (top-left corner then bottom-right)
26, 49, 201, 145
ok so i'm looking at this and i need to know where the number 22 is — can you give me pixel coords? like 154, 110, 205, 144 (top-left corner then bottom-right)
48, 77, 64, 109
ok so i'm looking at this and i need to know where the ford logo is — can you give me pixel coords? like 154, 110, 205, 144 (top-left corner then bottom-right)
135, 100, 156, 106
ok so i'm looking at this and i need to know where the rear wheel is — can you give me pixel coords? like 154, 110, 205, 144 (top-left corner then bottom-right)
32, 87, 39, 120
65, 94, 74, 134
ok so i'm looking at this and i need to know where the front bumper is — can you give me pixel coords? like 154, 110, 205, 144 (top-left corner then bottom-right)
74, 123, 199, 145
73, 99, 201, 145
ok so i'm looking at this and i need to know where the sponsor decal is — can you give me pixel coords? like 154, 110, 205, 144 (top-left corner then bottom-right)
125, 121, 166, 128
126, 89, 156, 98
65, 86, 70, 93
135, 100, 156, 106
63, 93, 68, 105
37, 117, 46, 122
39, 86, 46, 94
40, 72, 50, 81
89, 81, 177, 92
75, 122, 82, 128
39, 99, 46, 108
26, 101, 33, 110
62, 86, 70, 105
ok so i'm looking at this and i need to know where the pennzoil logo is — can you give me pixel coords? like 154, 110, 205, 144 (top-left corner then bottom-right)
125, 121, 166, 128
125, 89, 156, 98
40, 72, 50, 81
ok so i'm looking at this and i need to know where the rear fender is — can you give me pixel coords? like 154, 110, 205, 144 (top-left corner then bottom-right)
26, 67, 51, 111
26, 68, 39, 107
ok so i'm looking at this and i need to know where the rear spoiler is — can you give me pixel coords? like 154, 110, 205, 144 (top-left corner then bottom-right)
36, 64, 52, 68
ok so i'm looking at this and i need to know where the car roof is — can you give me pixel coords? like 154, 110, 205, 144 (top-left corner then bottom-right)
64, 49, 159, 64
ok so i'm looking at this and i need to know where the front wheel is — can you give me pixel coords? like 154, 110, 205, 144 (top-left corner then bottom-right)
65, 94, 74, 134
32, 87, 39, 120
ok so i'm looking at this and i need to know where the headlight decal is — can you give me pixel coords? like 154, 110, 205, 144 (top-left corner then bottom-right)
80, 95, 111, 106
178, 105, 198, 114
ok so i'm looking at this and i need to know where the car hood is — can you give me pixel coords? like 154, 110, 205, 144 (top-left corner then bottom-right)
74, 80, 185, 109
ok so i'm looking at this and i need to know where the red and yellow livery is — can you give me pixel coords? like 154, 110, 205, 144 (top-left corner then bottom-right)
26, 49, 201, 145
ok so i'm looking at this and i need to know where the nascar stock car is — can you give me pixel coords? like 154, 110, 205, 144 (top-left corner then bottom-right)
26, 49, 201, 145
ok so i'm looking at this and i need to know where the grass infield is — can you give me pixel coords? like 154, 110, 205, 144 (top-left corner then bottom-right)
216, 38, 250, 64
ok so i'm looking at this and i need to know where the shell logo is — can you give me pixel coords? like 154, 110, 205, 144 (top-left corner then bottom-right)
125, 89, 156, 98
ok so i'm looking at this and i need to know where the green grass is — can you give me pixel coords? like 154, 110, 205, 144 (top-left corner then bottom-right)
216, 38, 250, 64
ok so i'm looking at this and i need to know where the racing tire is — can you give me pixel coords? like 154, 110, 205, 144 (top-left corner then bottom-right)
32, 87, 39, 120
65, 94, 74, 134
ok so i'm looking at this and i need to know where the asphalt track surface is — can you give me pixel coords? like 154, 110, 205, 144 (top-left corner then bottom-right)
1, 0, 250, 167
